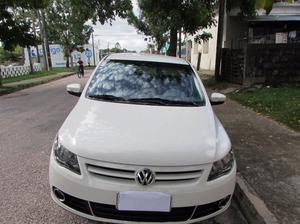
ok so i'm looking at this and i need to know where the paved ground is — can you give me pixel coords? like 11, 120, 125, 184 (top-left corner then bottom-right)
0, 71, 246, 224
214, 96, 300, 224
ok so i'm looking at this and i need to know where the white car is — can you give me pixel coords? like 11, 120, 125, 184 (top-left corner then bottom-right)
49, 53, 236, 223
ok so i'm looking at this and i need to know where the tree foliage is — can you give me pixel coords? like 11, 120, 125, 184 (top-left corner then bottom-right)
0, 46, 22, 64
0, 0, 49, 50
127, 10, 168, 53
69, 0, 132, 25
46, 0, 93, 67
129, 0, 217, 56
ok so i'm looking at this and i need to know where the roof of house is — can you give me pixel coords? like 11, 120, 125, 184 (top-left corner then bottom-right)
248, 15, 300, 22
106, 53, 189, 65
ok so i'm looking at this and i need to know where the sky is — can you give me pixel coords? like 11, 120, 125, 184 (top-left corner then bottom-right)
88, 1, 148, 52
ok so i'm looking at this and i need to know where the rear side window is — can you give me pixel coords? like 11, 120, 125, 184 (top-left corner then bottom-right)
86, 60, 205, 106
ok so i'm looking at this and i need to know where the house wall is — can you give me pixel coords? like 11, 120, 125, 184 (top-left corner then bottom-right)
245, 43, 300, 84
185, 15, 219, 71
224, 17, 248, 49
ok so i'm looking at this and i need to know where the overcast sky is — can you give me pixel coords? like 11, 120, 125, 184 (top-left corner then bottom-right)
88, 1, 148, 52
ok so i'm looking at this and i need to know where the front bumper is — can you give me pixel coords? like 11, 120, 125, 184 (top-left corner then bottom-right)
49, 154, 236, 223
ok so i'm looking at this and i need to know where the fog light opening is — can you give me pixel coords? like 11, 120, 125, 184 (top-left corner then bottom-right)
218, 195, 230, 209
53, 188, 65, 202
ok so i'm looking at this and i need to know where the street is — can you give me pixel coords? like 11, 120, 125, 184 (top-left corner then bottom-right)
0, 70, 246, 224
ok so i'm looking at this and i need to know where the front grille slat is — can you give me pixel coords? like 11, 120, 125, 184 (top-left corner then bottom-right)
86, 162, 203, 184
156, 171, 202, 181
87, 165, 135, 180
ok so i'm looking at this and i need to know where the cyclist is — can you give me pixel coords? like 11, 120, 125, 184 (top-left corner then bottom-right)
77, 58, 84, 78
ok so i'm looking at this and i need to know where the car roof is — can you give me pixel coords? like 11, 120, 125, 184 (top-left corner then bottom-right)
106, 53, 189, 65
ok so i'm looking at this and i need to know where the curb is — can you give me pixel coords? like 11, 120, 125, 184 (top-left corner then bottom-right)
0, 72, 75, 96
234, 174, 279, 224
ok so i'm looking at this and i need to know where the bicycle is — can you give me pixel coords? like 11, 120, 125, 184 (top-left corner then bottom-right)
77, 66, 84, 78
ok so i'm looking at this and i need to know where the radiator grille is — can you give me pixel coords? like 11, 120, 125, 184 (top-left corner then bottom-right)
86, 163, 203, 184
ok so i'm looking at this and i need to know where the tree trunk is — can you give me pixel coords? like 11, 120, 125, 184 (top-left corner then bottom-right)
35, 46, 40, 63
27, 46, 34, 73
215, 0, 225, 82
66, 55, 70, 68
37, 10, 49, 71
32, 16, 40, 63
168, 28, 177, 57
65, 50, 70, 68
70, 49, 74, 68
157, 42, 164, 54
40, 9, 52, 68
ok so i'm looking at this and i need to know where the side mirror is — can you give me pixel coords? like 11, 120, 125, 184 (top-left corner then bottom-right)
66, 83, 82, 97
210, 93, 226, 105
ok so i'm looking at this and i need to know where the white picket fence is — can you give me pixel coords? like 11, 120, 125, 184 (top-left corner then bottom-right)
0, 63, 42, 79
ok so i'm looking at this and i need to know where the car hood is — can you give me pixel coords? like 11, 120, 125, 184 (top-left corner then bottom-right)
59, 98, 221, 166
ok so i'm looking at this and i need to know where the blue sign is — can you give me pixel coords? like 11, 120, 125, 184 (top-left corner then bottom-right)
85, 49, 92, 58
31, 49, 37, 58
73, 53, 81, 60
50, 47, 61, 55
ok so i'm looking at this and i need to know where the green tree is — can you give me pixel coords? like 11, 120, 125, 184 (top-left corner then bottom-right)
127, 11, 168, 53
0, 0, 49, 86
0, 0, 49, 50
69, 0, 132, 25
130, 0, 216, 57
46, 0, 93, 67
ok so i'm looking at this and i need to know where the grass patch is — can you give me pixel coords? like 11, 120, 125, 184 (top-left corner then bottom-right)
199, 73, 216, 87
0, 86, 17, 95
230, 86, 300, 131
2, 67, 74, 84
198, 72, 232, 90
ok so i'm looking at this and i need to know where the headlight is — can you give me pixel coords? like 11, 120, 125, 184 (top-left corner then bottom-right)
208, 149, 234, 181
53, 137, 81, 174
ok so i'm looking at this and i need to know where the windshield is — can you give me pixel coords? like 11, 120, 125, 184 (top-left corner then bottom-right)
86, 60, 205, 106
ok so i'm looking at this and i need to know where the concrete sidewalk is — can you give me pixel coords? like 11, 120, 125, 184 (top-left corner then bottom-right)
213, 98, 300, 224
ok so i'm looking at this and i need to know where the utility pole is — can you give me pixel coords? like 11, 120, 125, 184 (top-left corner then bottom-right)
178, 28, 182, 58
214, 0, 225, 82
92, 33, 96, 66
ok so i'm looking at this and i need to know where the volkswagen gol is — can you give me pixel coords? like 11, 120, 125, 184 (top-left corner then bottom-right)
49, 53, 236, 223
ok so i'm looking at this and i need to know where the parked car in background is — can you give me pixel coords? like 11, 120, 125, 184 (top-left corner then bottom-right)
49, 53, 236, 223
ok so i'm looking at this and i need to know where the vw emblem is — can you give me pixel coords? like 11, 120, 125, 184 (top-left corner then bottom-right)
135, 168, 155, 186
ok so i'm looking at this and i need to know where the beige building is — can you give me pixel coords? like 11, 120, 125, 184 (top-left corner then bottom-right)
185, 15, 219, 72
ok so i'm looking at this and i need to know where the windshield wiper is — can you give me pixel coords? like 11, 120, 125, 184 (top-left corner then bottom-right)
87, 94, 128, 102
129, 98, 203, 106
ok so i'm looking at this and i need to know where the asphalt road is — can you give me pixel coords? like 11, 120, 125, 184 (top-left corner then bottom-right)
0, 70, 247, 224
